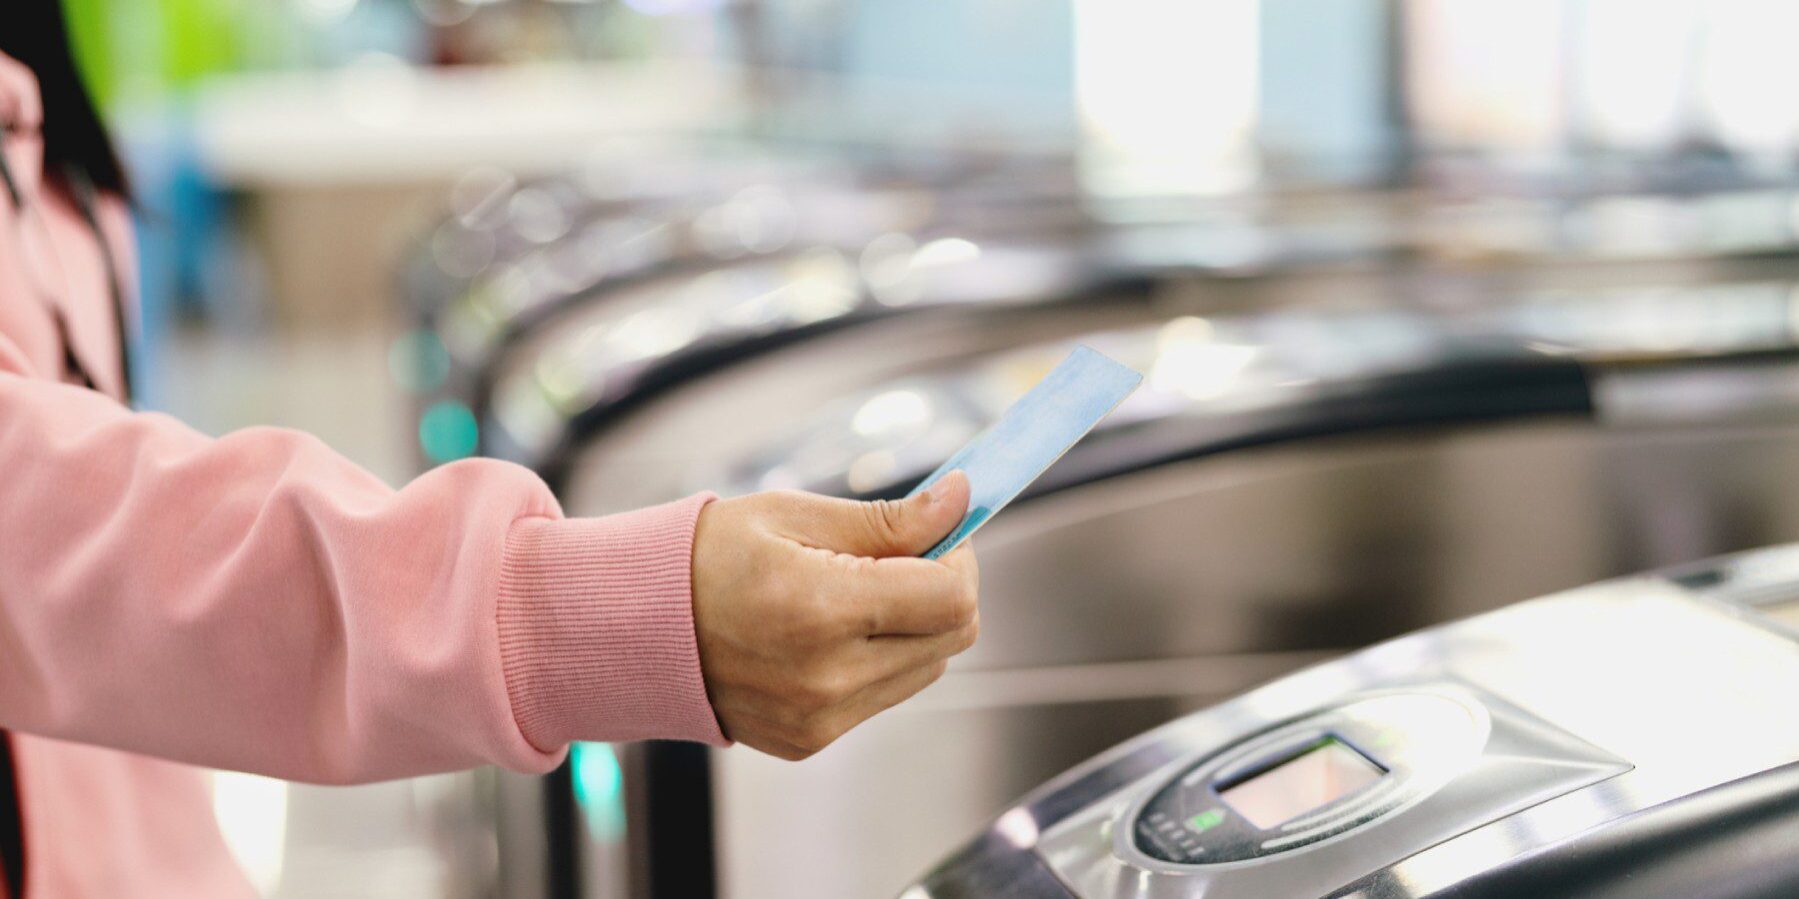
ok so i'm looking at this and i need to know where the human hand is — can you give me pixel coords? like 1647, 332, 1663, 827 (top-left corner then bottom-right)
691, 472, 978, 760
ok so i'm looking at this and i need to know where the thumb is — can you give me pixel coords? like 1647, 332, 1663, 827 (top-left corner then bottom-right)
797, 470, 971, 559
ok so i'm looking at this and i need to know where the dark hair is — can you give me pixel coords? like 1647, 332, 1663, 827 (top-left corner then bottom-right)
0, 1, 129, 196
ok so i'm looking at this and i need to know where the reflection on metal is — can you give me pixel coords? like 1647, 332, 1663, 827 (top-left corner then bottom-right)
406, 136, 1799, 469
693, 279, 1799, 507
486, 186, 1799, 511
910, 553, 1799, 897
708, 421, 1799, 898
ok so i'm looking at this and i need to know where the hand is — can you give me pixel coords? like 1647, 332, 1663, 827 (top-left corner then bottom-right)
691, 472, 979, 760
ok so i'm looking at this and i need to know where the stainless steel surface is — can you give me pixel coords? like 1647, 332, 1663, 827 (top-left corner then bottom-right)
1763, 598, 1799, 631
695, 309, 1579, 505
488, 206, 1799, 472
714, 419, 1799, 898
529, 275, 1799, 899
698, 277, 1799, 506
559, 301, 1165, 514
414, 154, 1088, 400
462, 164, 1799, 899
911, 547, 1799, 898
1048, 686, 1627, 896
476, 183, 1799, 455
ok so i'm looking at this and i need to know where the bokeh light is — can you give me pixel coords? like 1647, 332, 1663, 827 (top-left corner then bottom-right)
419, 400, 480, 463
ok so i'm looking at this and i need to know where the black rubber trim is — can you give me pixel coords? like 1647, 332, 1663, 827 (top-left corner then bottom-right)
0, 732, 23, 899
1026, 348, 1594, 503
546, 742, 718, 899
535, 306, 906, 490
1431, 761, 1799, 899
636, 742, 716, 899
831, 346, 1597, 505
543, 761, 580, 899
464, 251, 796, 427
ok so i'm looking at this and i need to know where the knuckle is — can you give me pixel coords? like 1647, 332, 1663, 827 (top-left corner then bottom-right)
782, 611, 824, 648
865, 498, 908, 541
798, 665, 853, 710
810, 596, 858, 644
850, 600, 883, 637
777, 590, 836, 647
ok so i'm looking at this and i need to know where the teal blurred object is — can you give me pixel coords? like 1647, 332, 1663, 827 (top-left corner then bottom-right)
571, 742, 627, 841
419, 400, 480, 463
389, 329, 453, 394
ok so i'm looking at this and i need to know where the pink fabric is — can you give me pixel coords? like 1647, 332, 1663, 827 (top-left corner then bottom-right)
0, 51, 724, 897
500, 501, 721, 748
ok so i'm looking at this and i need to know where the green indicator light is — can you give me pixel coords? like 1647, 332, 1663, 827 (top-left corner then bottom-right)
1187, 809, 1225, 833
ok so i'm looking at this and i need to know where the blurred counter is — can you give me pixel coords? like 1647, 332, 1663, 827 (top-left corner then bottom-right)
190, 61, 751, 187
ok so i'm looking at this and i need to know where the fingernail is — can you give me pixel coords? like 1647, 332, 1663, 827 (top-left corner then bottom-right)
924, 477, 952, 505
924, 471, 961, 505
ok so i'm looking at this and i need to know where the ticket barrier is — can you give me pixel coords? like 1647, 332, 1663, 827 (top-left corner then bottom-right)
907, 544, 1799, 899
557, 287, 1799, 898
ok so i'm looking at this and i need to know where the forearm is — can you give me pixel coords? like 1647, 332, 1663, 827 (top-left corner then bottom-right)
0, 367, 722, 783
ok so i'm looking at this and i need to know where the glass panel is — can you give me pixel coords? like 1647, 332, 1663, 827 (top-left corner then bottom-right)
1218, 739, 1384, 829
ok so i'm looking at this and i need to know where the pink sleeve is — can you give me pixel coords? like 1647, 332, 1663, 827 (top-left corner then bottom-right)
0, 356, 726, 785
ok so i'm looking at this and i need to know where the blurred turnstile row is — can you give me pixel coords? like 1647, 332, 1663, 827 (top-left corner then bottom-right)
397, 151, 1799, 899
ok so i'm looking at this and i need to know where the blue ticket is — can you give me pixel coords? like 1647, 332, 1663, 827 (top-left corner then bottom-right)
908, 346, 1144, 560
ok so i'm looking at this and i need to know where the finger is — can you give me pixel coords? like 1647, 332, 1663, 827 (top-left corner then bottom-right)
826, 656, 953, 740
822, 554, 977, 636
775, 470, 971, 559
859, 616, 980, 683
938, 541, 978, 593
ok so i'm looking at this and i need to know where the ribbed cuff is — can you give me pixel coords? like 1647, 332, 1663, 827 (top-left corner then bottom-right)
497, 493, 727, 750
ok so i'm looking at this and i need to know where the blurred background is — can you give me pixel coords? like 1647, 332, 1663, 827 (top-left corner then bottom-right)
63, 0, 1799, 897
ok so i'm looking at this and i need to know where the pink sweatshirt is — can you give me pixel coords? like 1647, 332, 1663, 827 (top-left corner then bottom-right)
0, 52, 725, 897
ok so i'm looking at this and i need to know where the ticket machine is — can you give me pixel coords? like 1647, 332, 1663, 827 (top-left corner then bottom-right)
583, 284, 1799, 899
907, 546, 1799, 898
